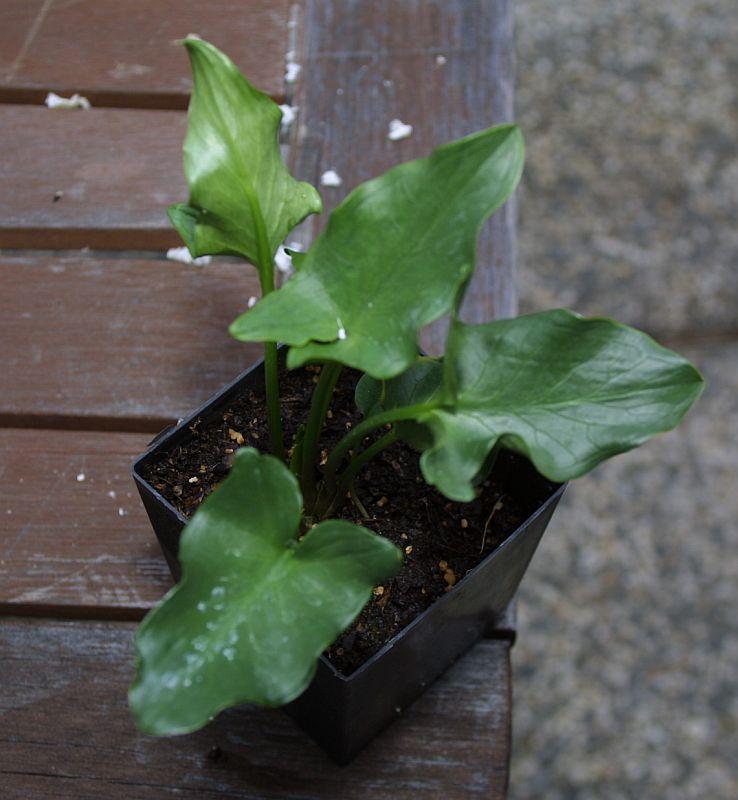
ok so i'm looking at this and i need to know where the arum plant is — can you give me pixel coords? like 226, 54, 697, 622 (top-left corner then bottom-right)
130, 39, 703, 734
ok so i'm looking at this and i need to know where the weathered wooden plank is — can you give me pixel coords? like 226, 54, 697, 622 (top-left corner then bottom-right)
0, 618, 511, 799
0, 0, 289, 108
0, 106, 188, 249
0, 254, 262, 427
289, 0, 516, 354
0, 429, 170, 617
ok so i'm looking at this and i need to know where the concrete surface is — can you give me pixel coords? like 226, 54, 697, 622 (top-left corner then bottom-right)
510, 2, 738, 798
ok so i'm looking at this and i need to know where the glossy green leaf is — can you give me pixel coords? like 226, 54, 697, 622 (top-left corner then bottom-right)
169, 38, 322, 265
129, 448, 401, 735
356, 357, 443, 450
230, 125, 525, 378
369, 311, 704, 501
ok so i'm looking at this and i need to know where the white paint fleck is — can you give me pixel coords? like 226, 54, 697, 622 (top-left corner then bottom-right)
285, 61, 301, 83
107, 490, 116, 499
45, 92, 91, 110
336, 87, 344, 95
382, 79, 393, 88
166, 246, 211, 267
320, 169, 342, 187
435, 54, 447, 65
109, 62, 153, 80
278, 103, 298, 134
336, 317, 347, 340
274, 246, 293, 273
118, 507, 127, 517
76, 473, 85, 482
388, 118, 413, 141
247, 296, 258, 308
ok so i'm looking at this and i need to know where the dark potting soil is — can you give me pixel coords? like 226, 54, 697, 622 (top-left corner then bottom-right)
141, 366, 558, 675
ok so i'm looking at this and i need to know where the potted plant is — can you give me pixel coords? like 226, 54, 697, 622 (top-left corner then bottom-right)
129, 39, 703, 764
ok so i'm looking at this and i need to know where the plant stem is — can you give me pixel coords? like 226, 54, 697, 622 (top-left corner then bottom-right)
300, 362, 342, 507
251, 206, 284, 461
322, 402, 436, 484
324, 430, 397, 518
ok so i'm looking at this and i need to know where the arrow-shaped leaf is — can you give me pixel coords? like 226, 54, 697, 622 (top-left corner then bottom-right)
230, 125, 525, 378
169, 38, 322, 266
129, 448, 401, 735
362, 311, 704, 501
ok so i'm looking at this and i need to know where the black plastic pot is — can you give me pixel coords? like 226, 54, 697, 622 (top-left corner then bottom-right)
133, 356, 565, 764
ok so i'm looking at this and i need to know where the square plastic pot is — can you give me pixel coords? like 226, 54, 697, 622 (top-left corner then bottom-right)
133, 356, 565, 764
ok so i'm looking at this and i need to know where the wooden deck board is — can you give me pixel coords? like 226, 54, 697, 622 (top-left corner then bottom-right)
289, 0, 517, 353
0, 0, 289, 107
0, 429, 171, 618
0, 618, 511, 799
0, 106, 188, 250
1, 0, 517, 793
0, 254, 262, 428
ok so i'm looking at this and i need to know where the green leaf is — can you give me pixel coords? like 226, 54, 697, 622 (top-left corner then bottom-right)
414, 311, 704, 500
129, 448, 401, 735
170, 38, 322, 266
356, 357, 443, 450
230, 125, 525, 378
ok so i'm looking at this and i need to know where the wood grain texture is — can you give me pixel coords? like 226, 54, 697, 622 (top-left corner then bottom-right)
0, 429, 171, 618
288, 0, 517, 354
0, 618, 511, 799
0, 253, 262, 428
0, 0, 289, 107
0, 106, 188, 250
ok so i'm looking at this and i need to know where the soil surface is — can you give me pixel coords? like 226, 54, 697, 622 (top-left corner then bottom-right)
141, 366, 558, 675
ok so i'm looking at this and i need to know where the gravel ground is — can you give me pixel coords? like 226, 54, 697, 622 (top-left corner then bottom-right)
510, 2, 738, 798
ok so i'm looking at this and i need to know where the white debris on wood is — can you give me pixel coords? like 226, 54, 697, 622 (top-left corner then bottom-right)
76, 473, 86, 482
382, 79, 393, 88
436, 54, 447, 65
278, 104, 298, 134
107, 490, 116, 499
320, 169, 342, 187
247, 296, 258, 308
166, 247, 211, 266
118, 507, 127, 517
275, 246, 293, 273
285, 61, 301, 83
388, 118, 413, 141
110, 62, 152, 80
45, 92, 91, 110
